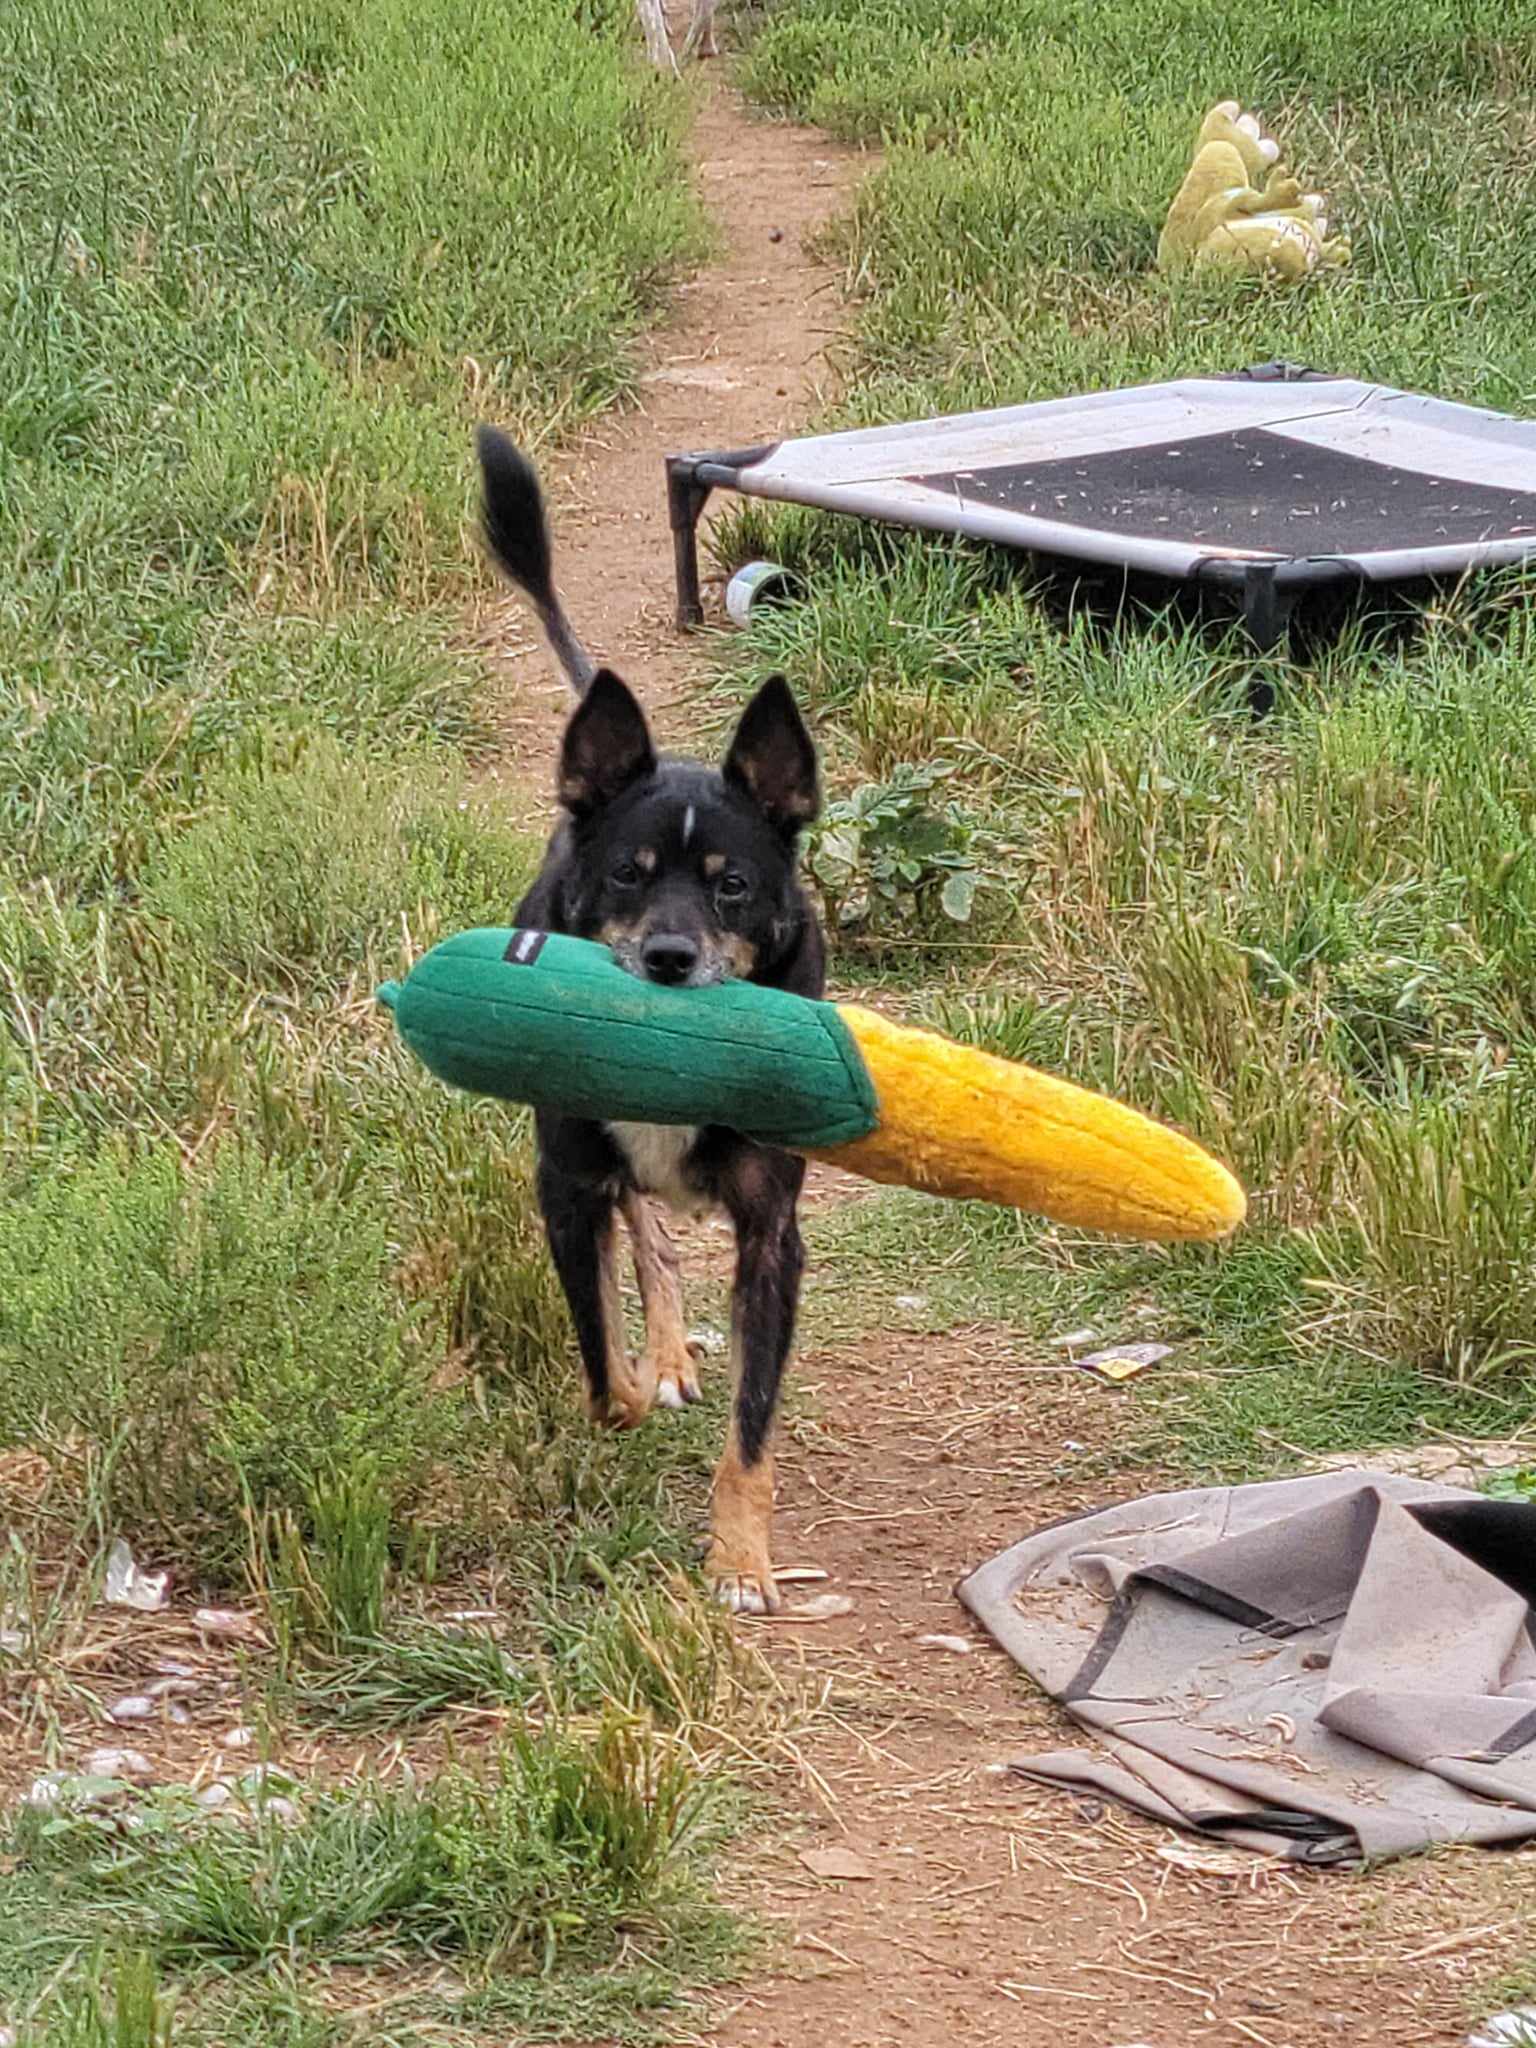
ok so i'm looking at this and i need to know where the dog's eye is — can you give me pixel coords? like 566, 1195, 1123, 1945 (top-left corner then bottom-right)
610, 860, 641, 888
717, 871, 749, 901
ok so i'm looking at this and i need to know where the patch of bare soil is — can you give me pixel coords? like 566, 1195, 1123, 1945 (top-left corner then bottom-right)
716, 1325, 1535, 2048
473, 68, 865, 815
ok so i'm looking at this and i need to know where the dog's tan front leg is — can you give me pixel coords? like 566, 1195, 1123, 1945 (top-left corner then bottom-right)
703, 1186, 802, 1616
587, 1220, 657, 1429
706, 1423, 778, 1615
704, 1290, 779, 1614
621, 1191, 702, 1411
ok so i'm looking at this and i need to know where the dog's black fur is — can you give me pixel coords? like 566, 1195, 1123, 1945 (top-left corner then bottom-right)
475, 426, 825, 1609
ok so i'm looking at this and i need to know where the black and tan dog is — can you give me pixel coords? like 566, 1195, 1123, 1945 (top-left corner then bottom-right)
476, 427, 823, 1615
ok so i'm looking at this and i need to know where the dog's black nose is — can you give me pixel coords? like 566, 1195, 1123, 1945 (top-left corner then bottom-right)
640, 934, 699, 985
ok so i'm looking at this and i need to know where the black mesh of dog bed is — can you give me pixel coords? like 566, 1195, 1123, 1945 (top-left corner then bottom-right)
909, 430, 1536, 558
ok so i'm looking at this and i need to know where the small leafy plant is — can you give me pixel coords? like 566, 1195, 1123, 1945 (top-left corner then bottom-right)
808, 762, 986, 930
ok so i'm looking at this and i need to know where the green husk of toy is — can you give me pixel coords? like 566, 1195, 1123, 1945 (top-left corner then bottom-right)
377, 927, 878, 1150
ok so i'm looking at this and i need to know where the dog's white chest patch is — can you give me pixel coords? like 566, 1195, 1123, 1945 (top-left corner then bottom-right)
608, 1121, 705, 1214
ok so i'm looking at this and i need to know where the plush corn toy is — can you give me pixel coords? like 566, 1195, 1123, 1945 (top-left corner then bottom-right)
378, 930, 1245, 1243
1158, 101, 1348, 281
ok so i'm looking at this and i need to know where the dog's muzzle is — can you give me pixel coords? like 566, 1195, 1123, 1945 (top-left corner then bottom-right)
606, 931, 731, 988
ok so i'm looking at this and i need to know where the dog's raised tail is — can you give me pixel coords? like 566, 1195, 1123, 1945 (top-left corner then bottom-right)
476, 425, 597, 694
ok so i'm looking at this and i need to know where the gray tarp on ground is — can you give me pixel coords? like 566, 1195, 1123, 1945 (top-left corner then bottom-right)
956, 1471, 1536, 1865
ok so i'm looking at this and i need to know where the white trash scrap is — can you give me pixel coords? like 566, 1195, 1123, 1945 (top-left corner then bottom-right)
102, 1538, 169, 1612
1470, 2016, 1536, 2048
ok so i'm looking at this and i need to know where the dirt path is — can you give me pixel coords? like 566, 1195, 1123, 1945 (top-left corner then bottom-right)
712, 1330, 1533, 2048
464, 51, 1533, 2048
474, 68, 863, 814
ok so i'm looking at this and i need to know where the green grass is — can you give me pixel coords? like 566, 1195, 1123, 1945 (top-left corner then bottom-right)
740, 0, 1536, 410
17, 0, 1536, 2027
0, 1724, 744, 2045
0, 0, 708, 1579
0, 1, 762, 2033
727, 0, 1536, 1464
269, 1565, 752, 1735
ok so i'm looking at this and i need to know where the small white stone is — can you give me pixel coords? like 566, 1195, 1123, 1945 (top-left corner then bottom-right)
221, 1726, 255, 1749
788, 1592, 856, 1620
27, 1771, 126, 1811
85, 1748, 154, 1782
108, 1695, 155, 1723
193, 1606, 264, 1642
197, 1783, 233, 1810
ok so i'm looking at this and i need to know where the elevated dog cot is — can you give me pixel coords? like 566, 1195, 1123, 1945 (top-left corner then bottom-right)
665, 362, 1536, 653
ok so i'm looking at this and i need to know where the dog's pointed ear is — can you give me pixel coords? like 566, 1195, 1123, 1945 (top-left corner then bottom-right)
722, 675, 819, 837
558, 670, 656, 818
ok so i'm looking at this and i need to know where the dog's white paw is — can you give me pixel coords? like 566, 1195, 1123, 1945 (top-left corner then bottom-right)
648, 1343, 703, 1412
701, 1532, 781, 1615
657, 1369, 704, 1409
710, 1571, 780, 1617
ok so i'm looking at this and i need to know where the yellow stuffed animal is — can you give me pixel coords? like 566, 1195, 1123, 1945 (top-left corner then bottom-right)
1158, 101, 1348, 280
1198, 101, 1282, 185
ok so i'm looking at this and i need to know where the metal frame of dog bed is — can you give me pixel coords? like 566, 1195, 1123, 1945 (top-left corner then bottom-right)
664, 361, 1536, 651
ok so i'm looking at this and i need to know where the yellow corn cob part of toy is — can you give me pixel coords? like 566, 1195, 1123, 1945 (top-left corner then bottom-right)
809, 1005, 1246, 1243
